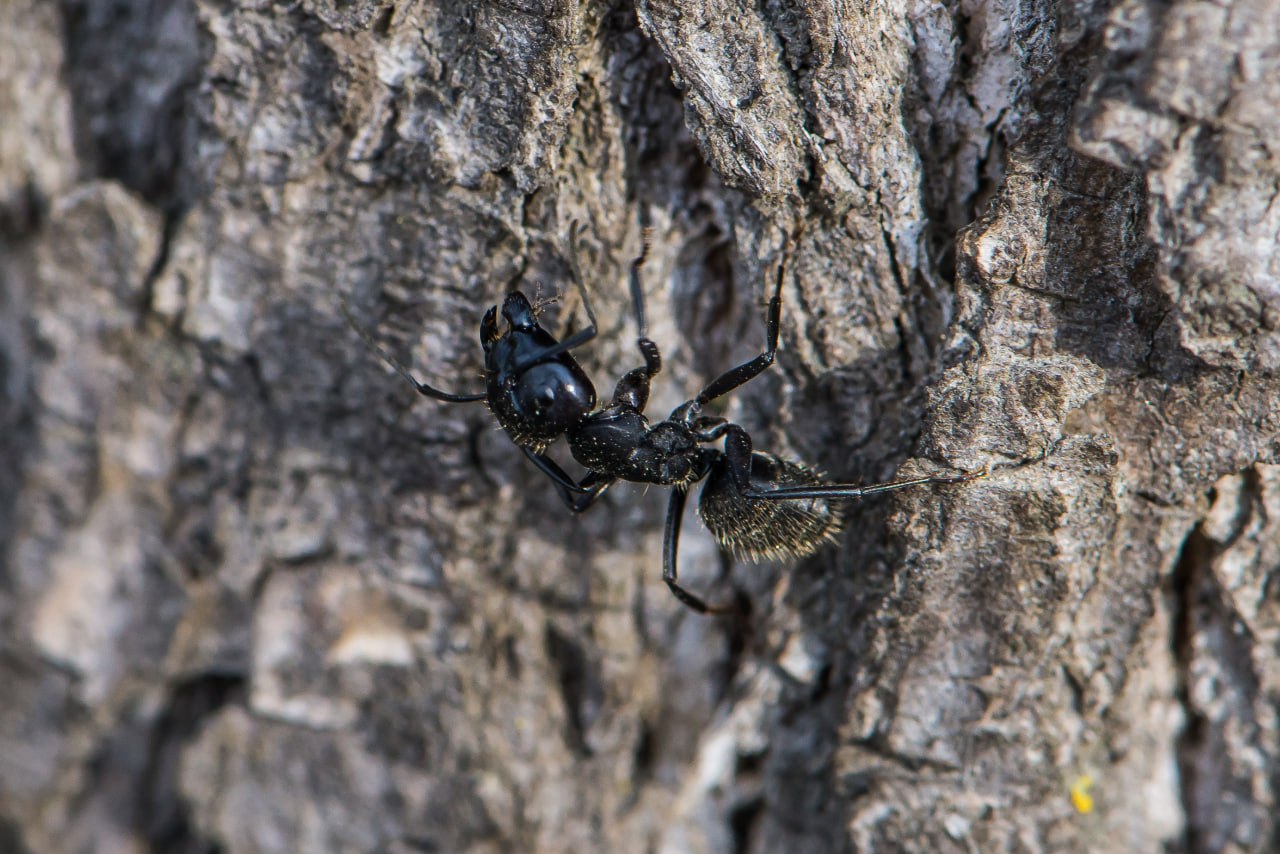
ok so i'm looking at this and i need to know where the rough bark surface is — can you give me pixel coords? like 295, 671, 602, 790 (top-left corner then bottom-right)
2, 0, 1279, 852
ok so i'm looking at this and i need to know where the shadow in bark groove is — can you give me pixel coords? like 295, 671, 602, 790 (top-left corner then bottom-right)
58, 0, 203, 211
138, 675, 244, 854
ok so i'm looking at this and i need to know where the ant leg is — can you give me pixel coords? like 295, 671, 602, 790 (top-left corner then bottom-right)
510, 313, 597, 371
522, 447, 591, 496
719, 423, 758, 494
516, 223, 602, 370
566, 221, 601, 333
608, 345, 661, 412
340, 300, 486, 402
672, 259, 787, 423
662, 486, 732, 614
746, 467, 987, 501
607, 229, 665, 412
521, 448, 615, 512
718, 421, 985, 501
555, 217, 661, 389
629, 223, 662, 377
569, 473, 615, 512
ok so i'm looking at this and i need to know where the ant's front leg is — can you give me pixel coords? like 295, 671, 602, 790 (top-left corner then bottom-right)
521, 448, 615, 512
576, 216, 662, 413
511, 223, 604, 373
609, 348, 660, 412
607, 343, 660, 412
567, 472, 615, 512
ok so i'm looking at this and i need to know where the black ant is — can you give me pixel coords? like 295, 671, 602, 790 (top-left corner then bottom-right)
341, 223, 983, 613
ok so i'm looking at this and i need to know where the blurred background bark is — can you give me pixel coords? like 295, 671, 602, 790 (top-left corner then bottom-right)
2, 0, 1279, 851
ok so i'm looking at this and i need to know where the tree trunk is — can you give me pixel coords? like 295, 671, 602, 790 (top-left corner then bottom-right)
3, 0, 1278, 851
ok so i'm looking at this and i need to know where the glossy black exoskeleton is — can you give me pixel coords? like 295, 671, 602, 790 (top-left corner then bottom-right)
342, 224, 982, 613
480, 290, 597, 452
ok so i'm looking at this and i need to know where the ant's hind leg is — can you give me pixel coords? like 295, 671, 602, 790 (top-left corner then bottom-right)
662, 487, 733, 614
746, 467, 987, 501
717, 421, 985, 501
340, 300, 487, 403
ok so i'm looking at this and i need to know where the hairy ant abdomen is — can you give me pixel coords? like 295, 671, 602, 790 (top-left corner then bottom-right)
698, 452, 841, 561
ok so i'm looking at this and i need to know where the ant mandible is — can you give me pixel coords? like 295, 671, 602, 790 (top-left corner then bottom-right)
341, 221, 983, 613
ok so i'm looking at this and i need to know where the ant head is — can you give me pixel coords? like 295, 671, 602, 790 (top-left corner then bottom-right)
500, 291, 537, 330
481, 292, 539, 351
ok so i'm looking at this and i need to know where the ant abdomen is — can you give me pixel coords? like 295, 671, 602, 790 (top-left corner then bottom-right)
698, 452, 841, 561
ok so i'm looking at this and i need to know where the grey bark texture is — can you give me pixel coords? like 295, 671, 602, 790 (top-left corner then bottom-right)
2, 0, 1279, 852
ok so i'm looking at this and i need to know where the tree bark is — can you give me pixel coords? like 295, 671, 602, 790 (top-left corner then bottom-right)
2, 0, 1278, 852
